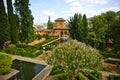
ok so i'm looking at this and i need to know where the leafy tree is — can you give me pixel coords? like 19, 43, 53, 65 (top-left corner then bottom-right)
14, 0, 34, 43
82, 14, 88, 43
0, 0, 10, 48
88, 16, 107, 49
0, 52, 12, 74
102, 11, 116, 47
47, 16, 54, 29
46, 40, 103, 79
103, 11, 116, 29
6, 0, 19, 43
68, 13, 83, 41
87, 31, 97, 47
110, 17, 120, 52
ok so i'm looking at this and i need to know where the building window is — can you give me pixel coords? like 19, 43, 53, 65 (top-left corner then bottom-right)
59, 23, 63, 25
65, 31, 67, 34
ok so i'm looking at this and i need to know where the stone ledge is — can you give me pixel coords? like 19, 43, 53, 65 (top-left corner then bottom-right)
0, 69, 19, 80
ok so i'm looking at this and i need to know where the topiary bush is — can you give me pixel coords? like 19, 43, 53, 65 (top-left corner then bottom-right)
0, 52, 12, 74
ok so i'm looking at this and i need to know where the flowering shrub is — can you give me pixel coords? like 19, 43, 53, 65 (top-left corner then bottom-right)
0, 52, 12, 74
46, 40, 103, 78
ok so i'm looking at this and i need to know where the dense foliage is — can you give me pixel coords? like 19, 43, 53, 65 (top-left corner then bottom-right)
88, 15, 107, 49
0, 0, 10, 48
7, 0, 18, 43
68, 14, 88, 43
14, 0, 34, 43
2, 44, 43, 58
0, 52, 12, 74
46, 40, 103, 79
110, 17, 120, 52
68, 11, 120, 57
68, 13, 83, 41
34, 34, 42, 40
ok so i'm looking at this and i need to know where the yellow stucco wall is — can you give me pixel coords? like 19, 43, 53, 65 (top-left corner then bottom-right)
35, 18, 69, 38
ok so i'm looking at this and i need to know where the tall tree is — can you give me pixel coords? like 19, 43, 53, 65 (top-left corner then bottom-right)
47, 16, 54, 29
110, 17, 120, 52
7, 0, 18, 43
101, 11, 116, 49
0, 0, 10, 48
82, 14, 88, 43
14, 0, 34, 43
68, 13, 83, 41
87, 16, 107, 49
103, 11, 116, 29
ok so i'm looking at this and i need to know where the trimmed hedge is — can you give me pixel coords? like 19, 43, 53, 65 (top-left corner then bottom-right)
34, 36, 58, 48
109, 75, 120, 80
54, 74, 67, 80
2, 44, 40, 58
54, 73, 86, 80
50, 66, 64, 75
105, 59, 120, 65
45, 46, 54, 51
34, 50, 43, 56
82, 71, 102, 80
77, 74, 86, 80
0, 52, 12, 74
100, 49, 120, 58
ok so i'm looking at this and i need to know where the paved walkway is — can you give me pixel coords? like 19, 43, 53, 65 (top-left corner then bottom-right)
36, 53, 46, 60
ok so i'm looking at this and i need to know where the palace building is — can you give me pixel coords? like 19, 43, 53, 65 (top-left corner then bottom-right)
35, 18, 69, 38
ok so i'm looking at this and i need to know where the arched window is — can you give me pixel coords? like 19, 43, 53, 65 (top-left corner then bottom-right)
65, 31, 67, 34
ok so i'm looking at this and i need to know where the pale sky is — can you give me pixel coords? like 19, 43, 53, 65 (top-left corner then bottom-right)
4, 0, 120, 24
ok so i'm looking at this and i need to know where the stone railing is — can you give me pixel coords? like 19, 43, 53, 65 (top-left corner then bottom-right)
32, 65, 52, 80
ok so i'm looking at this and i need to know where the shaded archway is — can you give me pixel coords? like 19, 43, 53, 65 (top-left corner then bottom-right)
60, 31, 63, 37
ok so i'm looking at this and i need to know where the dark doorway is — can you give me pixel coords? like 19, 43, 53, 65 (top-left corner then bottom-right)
61, 31, 63, 37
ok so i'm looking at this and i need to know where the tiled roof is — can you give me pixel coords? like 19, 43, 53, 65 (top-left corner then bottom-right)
34, 29, 53, 32
55, 18, 66, 22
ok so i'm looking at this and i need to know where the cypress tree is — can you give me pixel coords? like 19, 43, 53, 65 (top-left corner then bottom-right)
7, 0, 18, 43
47, 16, 53, 29
68, 13, 83, 41
0, 0, 10, 48
14, 0, 34, 43
82, 14, 88, 43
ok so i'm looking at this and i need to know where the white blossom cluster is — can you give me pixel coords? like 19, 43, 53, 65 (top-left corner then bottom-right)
46, 39, 103, 76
